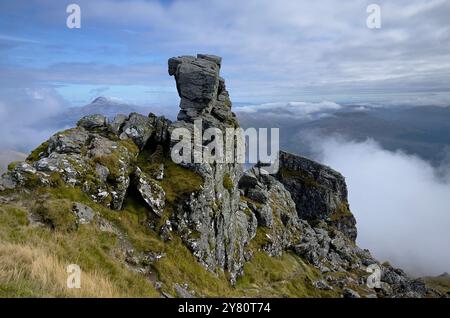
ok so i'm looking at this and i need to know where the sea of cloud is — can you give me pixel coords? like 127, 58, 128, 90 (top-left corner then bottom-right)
308, 135, 450, 276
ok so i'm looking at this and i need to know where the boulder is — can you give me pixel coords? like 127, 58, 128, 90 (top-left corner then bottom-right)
48, 128, 89, 154
134, 167, 165, 217
109, 114, 128, 135
72, 202, 95, 224
77, 114, 108, 130
174, 284, 194, 298
313, 280, 333, 290
343, 288, 361, 298
119, 113, 155, 149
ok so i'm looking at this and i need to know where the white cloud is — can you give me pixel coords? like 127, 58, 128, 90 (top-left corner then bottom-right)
312, 136, 450, 276
0, 86, 66, 151
236, 101, 341, 118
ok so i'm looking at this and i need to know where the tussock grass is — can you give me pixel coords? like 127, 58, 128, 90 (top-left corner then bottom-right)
0, 199, 160, 298
423, 276, 450, 294
0, 242, 120, 297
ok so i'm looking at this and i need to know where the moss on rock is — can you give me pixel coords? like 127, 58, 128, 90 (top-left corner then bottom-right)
223, 173, 233, 193
26, 141, 49, 162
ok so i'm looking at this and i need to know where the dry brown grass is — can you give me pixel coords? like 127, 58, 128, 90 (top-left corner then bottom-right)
0, 242, 122, 297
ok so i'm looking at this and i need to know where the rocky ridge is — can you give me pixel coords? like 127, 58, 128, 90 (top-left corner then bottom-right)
0, 54, 442, 298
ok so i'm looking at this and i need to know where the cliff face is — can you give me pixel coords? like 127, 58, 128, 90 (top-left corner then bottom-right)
0, 54, 443, 298
276, 151, 357, 241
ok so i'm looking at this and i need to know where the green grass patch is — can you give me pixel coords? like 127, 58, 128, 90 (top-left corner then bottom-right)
26, 141, 49, 162
279, 167, 320, 188
330, 202, 354, 222
32, 199, 77, 232
223, 173, 233, 193
423, 276, 450, 294
235, 249, 337, 297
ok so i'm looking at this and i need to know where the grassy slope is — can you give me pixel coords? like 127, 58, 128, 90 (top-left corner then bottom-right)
423, 276, 450, 295
0, 182, 338, 297
0, 144, 339, 298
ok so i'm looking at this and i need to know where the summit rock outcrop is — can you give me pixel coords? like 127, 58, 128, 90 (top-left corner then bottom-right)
168, 54, 238, 128
167, 54, 251, 283
0, 54, 442, 298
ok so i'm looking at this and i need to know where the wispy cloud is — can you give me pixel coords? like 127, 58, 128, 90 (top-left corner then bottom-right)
236, 101, 341, 118
0, 34, 41, 44
1, 0, 449, 105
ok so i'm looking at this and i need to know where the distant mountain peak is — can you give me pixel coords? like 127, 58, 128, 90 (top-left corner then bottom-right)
91, 96, 125, 105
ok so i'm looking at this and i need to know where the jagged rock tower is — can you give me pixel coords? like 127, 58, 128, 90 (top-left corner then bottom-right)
167, 54, 253, 283
168, 54, 238, 127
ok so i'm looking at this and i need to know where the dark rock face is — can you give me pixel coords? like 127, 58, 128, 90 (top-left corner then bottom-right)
276, 150, 357, 241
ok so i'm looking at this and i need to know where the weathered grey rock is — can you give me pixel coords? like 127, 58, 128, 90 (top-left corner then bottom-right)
119, 113, 155, 149
3, 124, 138, 210
168, 54, 237, 128
77, 114, 108, 130
109, 114, 128, 134
154, 163, 164, 180
148, 113, 172, 144
95, 164, 110, 183
35, 153, 82, 186
174, 284, 194, 298
276, 150, 357, 241
176, 61, 219, 104
197, 54, 222, 66
48, 128, 89, 154
254, 204, 273, 228
240, 166, 301, 256
290, 218, 435, 297
0, 172, 18, 190
72, 202, 95, 224
343, 288, 361, 298
239, 201, 258, 240
167, 54, 250, 284
170, 161, 252, 284
313, 280, 333, 290
159, 219, 173, 242
134, 167, 165, 217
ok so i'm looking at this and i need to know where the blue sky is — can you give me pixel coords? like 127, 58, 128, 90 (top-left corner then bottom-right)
1, 0, 449, 108
0, 0, 450, 151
